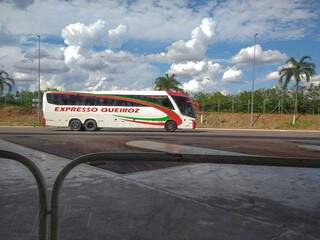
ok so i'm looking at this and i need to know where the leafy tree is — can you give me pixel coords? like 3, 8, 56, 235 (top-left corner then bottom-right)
153, 73, 183, 91
0, 70, 15, 95
279, 56, 316, 124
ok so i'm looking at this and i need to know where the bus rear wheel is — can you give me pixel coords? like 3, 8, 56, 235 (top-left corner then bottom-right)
84, 119, 97, 131
69, 119, 82, 131
165, 120, 177, 132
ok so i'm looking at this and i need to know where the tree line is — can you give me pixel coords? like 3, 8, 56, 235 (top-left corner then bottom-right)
193, 85, 320, 115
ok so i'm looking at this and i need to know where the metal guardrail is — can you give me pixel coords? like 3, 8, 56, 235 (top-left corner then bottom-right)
1, 150, 320, 240
0, 150, 48, 240
50, 152, 185, 240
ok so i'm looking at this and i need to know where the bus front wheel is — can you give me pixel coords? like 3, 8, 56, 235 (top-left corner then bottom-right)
69, 119, 83, 131
165, 120, 177, 132
84, 119, 97, 131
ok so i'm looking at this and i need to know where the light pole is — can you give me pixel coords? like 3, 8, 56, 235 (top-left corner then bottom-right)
200, 86, 205, 124
36, 34, 41, 127
99, 55, 104, 91
250, 33, 258, 125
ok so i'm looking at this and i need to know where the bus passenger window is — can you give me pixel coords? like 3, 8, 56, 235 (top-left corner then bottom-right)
60, 95, 76, 105
95, 97, 115, 106
46, 93, 54, 104
77, 95, 95, 105
46, 93, 60, 105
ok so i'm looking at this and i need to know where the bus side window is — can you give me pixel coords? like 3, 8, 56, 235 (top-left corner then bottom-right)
53, 94, 61, 105
68, 95, 77, 105
46, 93, 60, 105
114, 100, 129, 106
60, 95, 68, 105
162, 97, 174, 109
76, 95, 84, 105
95, 97, 116, 106
86, 96, 96, 105
46, 93, 54, 104
95, 97, 105, 106
77, 95, 95, 105
60, 95, 76, 105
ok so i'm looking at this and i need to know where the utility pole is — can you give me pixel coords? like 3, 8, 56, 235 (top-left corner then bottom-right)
99, 55, 104, 91
263, 99, 266, 114
232, 97, 234, 113
218, 98, 221, 113
201, 91, 205, 124
250, 33, 258, 125
36, 34, 41, 127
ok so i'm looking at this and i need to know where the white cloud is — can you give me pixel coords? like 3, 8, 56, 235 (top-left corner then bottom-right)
183, 77, 214, 93
58, 18, 217, 92
213, 0, 318, 41
170, 60, 222, 92
148, 18, 216, 63
0, 23, 20, 46
24, 48, 64, 60
2, 0, 317, 42
306, 75, 320, 87
266, 71, 280, 81
108, 24, 128, 49
62, 19, 108, 49
15, 59, 69, 74
1, 0, 318, 93
0, 46, 24, 73
102, 50, 138, 63
12, 72, 35, 82
86, 61, 160, 91
222, 68, 243, 83
169, 61, 207, 76
64, 46, 83, 66
232, 44, 287, 67
311, 75, 320, 82
62, 20, 129, 67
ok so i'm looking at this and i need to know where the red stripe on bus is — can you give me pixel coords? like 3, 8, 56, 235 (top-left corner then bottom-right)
124, 119, 165, 126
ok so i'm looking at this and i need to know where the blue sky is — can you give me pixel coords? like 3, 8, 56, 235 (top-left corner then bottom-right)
0, 0, 319, 94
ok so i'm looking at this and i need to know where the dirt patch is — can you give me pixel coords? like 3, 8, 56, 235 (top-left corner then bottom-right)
0, 106, 36, 126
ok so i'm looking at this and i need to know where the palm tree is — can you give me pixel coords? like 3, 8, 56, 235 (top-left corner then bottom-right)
0, 70, 15, 96
279, 56, 316, 124
153, 73, 183, 91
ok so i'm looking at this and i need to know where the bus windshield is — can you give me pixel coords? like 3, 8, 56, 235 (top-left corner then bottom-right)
172, 96, 196, 118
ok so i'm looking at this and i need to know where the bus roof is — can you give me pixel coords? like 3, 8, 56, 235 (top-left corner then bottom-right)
46, 90, 190, 98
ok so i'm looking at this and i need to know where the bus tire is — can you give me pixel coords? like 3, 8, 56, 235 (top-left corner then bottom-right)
84, 119, 97, 131
165, 120, 177, 132
69, 119, 82, 131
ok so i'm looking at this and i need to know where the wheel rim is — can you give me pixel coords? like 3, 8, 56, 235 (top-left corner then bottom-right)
166, 121, 176, 131
86, 121, 95, 130
72, 122, 80, 129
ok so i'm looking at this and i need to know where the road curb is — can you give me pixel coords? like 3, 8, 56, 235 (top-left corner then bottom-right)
198, 128, 320, 133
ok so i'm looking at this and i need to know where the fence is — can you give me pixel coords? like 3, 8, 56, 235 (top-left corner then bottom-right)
199, 95, 320, 115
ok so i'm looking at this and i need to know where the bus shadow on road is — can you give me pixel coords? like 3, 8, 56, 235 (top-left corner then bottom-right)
51, 128, 207, 133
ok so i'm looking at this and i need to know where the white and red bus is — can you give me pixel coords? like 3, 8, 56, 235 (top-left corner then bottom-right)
42, 90, 196, 132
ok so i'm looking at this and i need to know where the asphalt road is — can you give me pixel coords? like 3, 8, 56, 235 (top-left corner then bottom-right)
1, 127, 320, 239
0, 127, 319, 172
